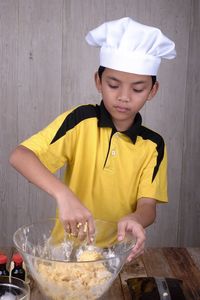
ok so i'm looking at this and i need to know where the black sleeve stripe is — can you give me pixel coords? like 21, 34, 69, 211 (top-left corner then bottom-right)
50, 104, 98, 144
139, 126, 165, 182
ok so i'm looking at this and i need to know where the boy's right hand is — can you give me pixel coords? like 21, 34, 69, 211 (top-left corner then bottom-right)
56, 187, 95, 243
9, 146, 95, 242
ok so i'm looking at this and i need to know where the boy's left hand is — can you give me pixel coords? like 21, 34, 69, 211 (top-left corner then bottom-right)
117, 215, 146, 262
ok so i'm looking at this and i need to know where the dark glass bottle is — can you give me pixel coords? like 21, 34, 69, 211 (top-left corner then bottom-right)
11, 253, 25, 281
0, 254, 9, 276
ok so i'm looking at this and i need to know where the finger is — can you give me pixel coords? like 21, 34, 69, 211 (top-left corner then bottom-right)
133, 229, 146, 249
126, 228, 145, 259
130, 238, 145, 258
117, 222, 127, 241
127, 235, 145, 260
70, 220, 79, 237
127, 248, 144, 262
77, 222, 87, 241
87, 217, 95, 243
134, 237, 144, 251
76, 221, 83, 229
64, 223, 71, 234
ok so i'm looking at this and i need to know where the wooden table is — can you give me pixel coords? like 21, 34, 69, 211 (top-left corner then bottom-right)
1, 247, 200, 299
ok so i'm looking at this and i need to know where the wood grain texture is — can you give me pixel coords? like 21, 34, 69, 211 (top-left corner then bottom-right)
141, 248, 174, 277
178, 0, 200, 246
15, 0, 62, 231
187, 248, 200, 270
142, 0, 192, 247
0, 0, 19, 247
0, 0, 199, 249
163, 248, 200, 300
103, 277, 124, 300
120, 258, 147, 300
61, 0, 105, 111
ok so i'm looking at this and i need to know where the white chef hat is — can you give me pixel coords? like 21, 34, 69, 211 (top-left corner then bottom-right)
85, 17, 176, 75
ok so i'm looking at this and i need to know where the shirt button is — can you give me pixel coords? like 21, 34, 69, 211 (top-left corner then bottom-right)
111, 150, 116, 156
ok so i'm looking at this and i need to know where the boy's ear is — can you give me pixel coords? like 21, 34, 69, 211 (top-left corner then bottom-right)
147, 81, 159, 101
94, 72, 102, 92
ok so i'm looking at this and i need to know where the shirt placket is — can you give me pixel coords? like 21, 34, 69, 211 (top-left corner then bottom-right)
103, 132, 119, 171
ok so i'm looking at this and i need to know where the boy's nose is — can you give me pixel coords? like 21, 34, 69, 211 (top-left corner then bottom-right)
117, 95, 130, 103
117, 87, 130, 103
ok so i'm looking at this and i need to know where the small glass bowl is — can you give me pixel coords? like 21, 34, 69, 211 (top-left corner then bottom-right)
0, 276, 30, 300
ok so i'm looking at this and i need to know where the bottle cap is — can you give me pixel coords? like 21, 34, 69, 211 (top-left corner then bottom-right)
12, 253, 23, 264
0, 254, 7, 264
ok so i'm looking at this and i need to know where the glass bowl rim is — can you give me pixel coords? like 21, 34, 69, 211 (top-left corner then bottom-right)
0, 275, 30, 297
13, 218, 135, 264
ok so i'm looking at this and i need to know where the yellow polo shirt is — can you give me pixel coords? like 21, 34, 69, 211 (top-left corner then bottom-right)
21, 101, 167, 242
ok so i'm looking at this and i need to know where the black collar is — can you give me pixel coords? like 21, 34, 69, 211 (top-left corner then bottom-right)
98, 101, 142, 144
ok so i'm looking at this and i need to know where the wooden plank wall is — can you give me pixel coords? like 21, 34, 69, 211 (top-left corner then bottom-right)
0, 0, 199, 247
178, 1, 200, 246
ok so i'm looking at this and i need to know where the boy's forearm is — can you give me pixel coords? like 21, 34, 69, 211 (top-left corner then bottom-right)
9, 145, 69, 200
130, 198, 156, 228
9, 145, 95, 237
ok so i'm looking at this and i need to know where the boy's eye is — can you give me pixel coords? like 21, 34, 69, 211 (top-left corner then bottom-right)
133, 89, 143, 93
108, 84, 119, 89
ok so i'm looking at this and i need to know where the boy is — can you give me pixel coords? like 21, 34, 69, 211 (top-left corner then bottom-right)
9, 17, 176, 261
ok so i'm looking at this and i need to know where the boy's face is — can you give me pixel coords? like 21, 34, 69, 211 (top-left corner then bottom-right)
95, 68, 158, 131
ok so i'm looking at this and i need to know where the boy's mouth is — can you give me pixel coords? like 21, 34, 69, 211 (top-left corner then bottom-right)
114, 105, 129, 113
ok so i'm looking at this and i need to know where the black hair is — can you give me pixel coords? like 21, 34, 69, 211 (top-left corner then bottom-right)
97, 66, 157, 87
98, 66, 106, 80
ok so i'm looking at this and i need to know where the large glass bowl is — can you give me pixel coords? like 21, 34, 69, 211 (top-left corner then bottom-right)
13, 218, 135, 300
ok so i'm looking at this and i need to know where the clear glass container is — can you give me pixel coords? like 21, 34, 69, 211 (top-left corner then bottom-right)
0, 276, 30, 300
13, 218, 135, 300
